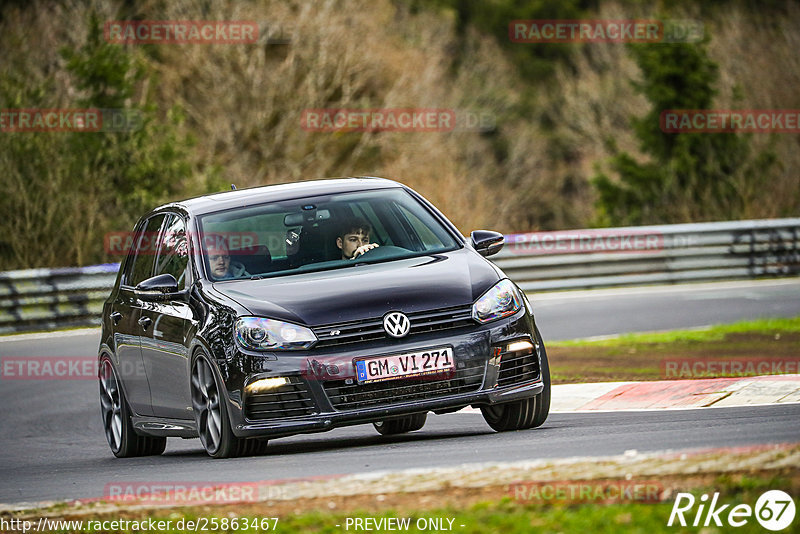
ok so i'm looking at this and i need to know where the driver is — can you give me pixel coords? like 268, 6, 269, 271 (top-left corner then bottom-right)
205, 237, 250, 279
336, 217, 379, 260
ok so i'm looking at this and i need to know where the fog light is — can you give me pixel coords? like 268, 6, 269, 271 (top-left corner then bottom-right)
245, 377, 289, 393
506, 340, 534, 353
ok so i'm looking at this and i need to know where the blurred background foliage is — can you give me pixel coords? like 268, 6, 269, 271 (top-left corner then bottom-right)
0, 0, 798, 269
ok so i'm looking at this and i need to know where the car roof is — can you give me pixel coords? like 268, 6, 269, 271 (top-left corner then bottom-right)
157, 176, 403, 216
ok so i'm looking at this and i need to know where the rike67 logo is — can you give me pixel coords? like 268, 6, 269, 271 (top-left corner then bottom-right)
668, 490, 795, 531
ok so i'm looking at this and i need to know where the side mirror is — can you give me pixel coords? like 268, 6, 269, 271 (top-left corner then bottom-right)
135, 274, 183, 301
470, 230, 504, 257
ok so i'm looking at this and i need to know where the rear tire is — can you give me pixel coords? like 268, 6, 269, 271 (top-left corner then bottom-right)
99, 357, 167, 458
191, 352, 269, 458
481, 327, 551, 431
373, 412, 427, 435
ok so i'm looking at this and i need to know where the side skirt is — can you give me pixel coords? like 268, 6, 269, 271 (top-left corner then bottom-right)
132, 416, 198, 438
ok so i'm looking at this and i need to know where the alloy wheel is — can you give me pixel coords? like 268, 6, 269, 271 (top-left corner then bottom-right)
99, 359, 123, 452
191, 356, 223, 454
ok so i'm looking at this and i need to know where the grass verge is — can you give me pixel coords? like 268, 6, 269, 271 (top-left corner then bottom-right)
547, 317, 800, 383
3, 471, 796, 533
4, 445, 797, 533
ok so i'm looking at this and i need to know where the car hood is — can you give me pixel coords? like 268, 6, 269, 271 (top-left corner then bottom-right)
213, 248, 501, 326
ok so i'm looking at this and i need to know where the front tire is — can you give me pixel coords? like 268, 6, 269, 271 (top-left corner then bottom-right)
99, 357, 166, 457
373, 412, 428, 435
191, 352, 269, 458
481, 328, 551, 431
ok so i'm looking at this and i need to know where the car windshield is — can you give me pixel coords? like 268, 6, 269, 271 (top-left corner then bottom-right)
197, 187, 461, 281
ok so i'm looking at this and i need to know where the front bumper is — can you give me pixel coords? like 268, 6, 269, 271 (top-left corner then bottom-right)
236, 380, 543, 438
222, 309, 543, 439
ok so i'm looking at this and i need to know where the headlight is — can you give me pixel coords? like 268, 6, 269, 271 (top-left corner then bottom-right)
472, 279, 523, 323
234, 316, 317, 351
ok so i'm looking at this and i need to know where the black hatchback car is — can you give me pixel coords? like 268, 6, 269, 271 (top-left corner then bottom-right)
98, 177, 550, 458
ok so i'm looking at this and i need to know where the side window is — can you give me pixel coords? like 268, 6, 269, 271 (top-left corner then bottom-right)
125, 214, 167, 287
154, 214, 190, 290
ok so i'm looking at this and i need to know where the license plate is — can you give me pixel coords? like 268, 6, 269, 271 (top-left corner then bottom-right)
355, 346, 454, 384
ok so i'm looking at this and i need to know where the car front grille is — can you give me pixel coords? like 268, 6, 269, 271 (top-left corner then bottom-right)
311, 305, 474, 348
323, 361, 485, 410
497, 343, 540, 387
244, 377, 317, 421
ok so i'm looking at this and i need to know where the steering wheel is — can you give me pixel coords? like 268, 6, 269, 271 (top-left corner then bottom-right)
353, 244, 380, 259
351, 245, 408, 261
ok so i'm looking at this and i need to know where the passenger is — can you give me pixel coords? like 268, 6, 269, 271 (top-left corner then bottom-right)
205, 238, 250, 279
336, 217, 379, 260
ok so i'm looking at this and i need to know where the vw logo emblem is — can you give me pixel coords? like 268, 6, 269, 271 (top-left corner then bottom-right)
383, 311, 411, 338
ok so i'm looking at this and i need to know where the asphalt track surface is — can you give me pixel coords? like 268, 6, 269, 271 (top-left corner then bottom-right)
1, 279, 799, 506
533, 278, 800, 341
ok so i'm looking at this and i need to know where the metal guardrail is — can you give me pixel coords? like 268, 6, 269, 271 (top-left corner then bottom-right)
495, 218, 800, 292
0, 264, 119, 335
0, 219, 798, 334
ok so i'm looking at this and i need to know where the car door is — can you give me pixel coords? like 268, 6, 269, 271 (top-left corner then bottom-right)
110, 213, 167, 416
139, 213, 197, 420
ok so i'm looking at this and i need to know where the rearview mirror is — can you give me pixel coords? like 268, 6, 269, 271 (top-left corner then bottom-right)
134, 274, 184, 302
470, 230, 504, 257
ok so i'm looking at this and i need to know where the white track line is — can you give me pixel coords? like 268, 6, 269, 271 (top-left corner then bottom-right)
457, 401, 800, 415
0, 328, 101, 343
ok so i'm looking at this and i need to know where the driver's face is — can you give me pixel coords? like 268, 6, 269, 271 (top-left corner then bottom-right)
207, 246, 230, 277
338, 231, 370, 259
